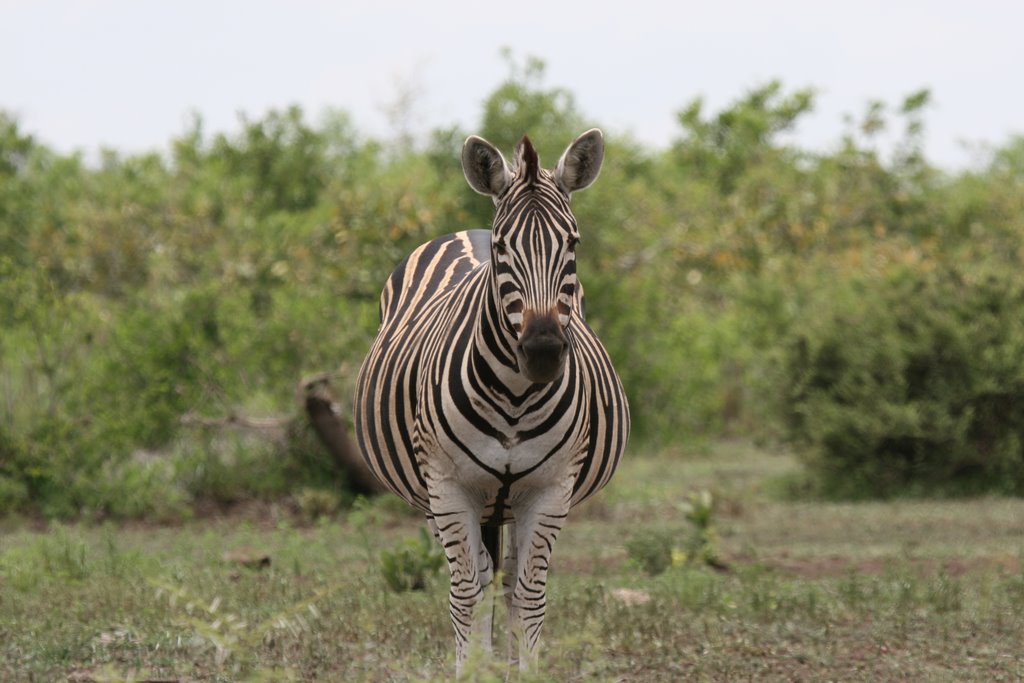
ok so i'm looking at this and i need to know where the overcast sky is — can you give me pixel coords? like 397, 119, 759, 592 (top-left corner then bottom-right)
3, 0, 1022, 168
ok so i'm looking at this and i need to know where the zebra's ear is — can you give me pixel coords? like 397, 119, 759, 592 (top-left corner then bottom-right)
462, 135, 513, 198
555, 128, 604, 195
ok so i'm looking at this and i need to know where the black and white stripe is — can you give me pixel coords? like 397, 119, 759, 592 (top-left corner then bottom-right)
354, 129, 629, 675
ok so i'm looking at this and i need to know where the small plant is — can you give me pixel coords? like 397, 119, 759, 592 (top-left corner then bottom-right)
0, 473, 28, 516
294, 487, 341, 523
625, 491, 724, 575
682, 489, 714, 531
101, 524, 142, 578
37, 525, 91, 580
150, 577, 337, 678
678, 490, 725, 569
927, 571, 963, 614
379, 527, 445, 592
625, 530, 674, 576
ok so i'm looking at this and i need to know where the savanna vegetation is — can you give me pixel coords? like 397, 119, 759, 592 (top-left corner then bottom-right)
2, 446, 1023, 681
3, 56, 1023, 519
3, 51, 1024, 681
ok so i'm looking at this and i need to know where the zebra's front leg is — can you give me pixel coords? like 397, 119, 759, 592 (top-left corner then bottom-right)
429, 489, 494, 676
507, 487, 571, 671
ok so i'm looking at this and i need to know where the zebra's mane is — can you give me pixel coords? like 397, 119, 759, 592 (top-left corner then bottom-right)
515, 135, 540, 184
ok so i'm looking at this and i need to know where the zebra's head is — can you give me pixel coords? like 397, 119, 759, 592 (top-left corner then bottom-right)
461, 129, 604, 384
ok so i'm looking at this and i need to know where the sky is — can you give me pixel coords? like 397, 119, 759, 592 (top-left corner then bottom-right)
2, 0, 1022, 169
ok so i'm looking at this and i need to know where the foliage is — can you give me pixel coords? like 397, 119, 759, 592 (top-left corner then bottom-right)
2, 52, 1024, 515
678, 489, 723, 568
784, 266, 1024, 497
624, 529, 675, 576
625, 489, 723, 575
293, 487, 343, 523
479, 49, 588, 165
379, 526, 446, 592
149, 577, 336, 677
674, 80, 815, 194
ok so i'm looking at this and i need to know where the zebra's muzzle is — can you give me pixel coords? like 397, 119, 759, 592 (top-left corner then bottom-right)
516, 312, 568, 384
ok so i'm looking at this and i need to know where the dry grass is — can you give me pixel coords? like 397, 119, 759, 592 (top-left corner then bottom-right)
2, 443, 1023, 682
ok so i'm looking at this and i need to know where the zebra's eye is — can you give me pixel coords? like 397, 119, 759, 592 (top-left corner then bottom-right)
567, 235, 581, 251
494, 238, 507, 256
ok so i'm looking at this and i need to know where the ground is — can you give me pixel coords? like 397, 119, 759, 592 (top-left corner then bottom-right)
1, 442, 1023, 682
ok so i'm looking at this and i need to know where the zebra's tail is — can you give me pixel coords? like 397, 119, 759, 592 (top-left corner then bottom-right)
481, 523, 503, 643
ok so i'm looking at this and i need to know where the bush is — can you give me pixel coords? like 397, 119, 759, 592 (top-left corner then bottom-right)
625, 530, 675, 576
5, 78, 1024, 519
379, 527, 445, 592
0, 474, 28, 516
783, 267, 1024, 497
294, 487, 343, 523
0, 428, 27, 514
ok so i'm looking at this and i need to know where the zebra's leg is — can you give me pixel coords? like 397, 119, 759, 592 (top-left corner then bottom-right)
507, 486, 572, 671
429, 487, 493, 676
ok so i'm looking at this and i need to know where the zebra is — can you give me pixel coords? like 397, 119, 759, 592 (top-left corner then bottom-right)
353, 129, 629, 675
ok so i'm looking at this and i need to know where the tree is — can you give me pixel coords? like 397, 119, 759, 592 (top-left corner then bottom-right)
673, 80, 815, 195
479, 50, 587, 164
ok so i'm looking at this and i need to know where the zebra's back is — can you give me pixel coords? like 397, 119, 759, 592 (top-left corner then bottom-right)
378, 230, 491, 328
355, 230, 490, 510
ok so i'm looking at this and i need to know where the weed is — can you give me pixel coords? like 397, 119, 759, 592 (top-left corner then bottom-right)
625, 529, 674, 575
38, 525, 91, 580
927, 571, 964, 614
379, 527, 445, 592
623, 489, 725, 576
149, 577, 339, 679
293, 487, 341, 523
678, 489, 724, 568
100, 524, 142, 578
838, 570, 869, 611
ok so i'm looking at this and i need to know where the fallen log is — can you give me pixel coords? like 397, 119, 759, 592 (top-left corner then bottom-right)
299, 373, 386, 496
178, 373, 385, 497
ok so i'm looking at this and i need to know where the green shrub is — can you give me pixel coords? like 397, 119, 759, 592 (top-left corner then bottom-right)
0, 428, 28, 514
4, 78, 1024, 520
625, 530, 674, 576
85, 456, 192, 522
679, 490, 723, 567
294, 487, 343, 523
783, 266, 1024, 497
175, 432, 293, 505
0, 474, 28, 516
379, 527, 445, 592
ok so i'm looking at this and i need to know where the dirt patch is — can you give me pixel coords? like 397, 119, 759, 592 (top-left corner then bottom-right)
552, 551, 628, 577
764, 553, 1021, 579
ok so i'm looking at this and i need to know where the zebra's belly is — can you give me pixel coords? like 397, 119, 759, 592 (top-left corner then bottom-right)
464, 440, 575, 486
425, 429, 584, 523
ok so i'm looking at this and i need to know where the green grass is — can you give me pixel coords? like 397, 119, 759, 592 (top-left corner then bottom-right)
2, 443, 1024, 681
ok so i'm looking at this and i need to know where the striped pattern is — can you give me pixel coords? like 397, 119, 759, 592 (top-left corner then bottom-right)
353, 130, 629, 674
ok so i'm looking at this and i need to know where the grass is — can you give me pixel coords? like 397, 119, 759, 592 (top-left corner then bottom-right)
2, 442, 1023, 682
